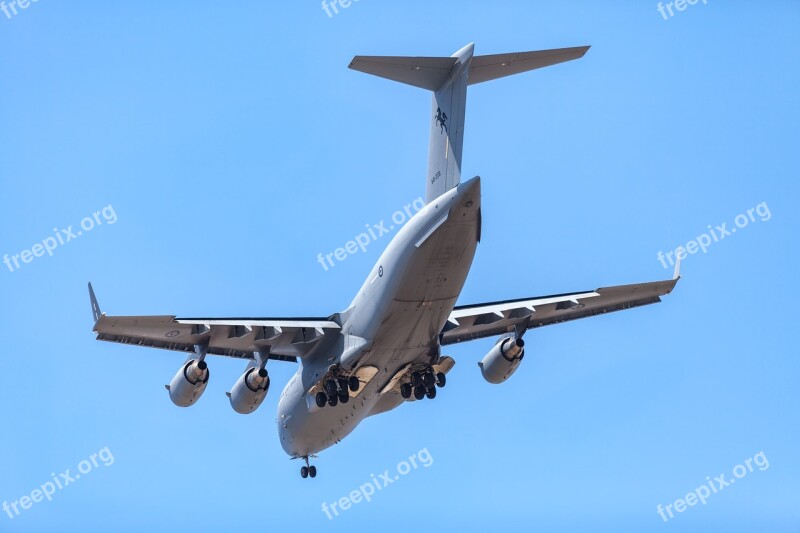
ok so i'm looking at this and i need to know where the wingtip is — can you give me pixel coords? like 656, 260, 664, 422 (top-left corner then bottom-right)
88, 282, 103, 323
673, 256, 682, 281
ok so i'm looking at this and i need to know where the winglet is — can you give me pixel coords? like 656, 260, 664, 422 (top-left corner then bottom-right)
673, 255, 682, 281
88, 282, 103, 323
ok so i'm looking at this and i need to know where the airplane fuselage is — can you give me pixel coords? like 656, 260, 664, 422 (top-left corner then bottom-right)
277, 177, 481, 458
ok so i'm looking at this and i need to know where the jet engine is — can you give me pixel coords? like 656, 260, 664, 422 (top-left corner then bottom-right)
478, 335, 525, 384
228, 367, 270, 414
166, 359, 210, 407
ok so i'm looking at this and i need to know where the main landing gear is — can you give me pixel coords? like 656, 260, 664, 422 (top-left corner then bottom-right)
315, 375, 360, 408
300, 456, 317, 479
400, 365, 445, 401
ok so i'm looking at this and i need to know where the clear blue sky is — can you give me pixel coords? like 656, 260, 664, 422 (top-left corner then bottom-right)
1, 1, 798, 531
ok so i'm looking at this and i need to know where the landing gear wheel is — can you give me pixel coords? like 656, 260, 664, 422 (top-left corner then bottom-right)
324, 379, 338, 397
309, 466, 317, 478
338, 378, 349, 393
315, 392, 328, 408
426, 387, 437, 399
411, 372, 423, 387
400, 383, 412, 399
301, 466, 309, 479
422, 372, 435, 388
348, 375, 360, 392
338, 392, 349, 404
414, 386, 426, 400
328, 394, 339, 407
436, 372, 446, 388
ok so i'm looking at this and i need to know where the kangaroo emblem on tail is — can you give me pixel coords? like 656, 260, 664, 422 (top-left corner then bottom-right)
435, 107, 448, 134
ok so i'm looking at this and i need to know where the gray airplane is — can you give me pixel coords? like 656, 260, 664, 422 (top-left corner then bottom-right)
89, 43, 679, 478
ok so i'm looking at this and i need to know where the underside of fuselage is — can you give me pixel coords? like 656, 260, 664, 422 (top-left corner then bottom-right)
277, 178, 481, 458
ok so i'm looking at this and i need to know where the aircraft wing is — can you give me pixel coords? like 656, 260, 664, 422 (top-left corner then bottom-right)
440, 268, 680, 346
88, 284, 339, 362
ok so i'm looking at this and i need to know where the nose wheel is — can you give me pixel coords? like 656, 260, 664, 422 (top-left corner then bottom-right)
300, 456, 317, 479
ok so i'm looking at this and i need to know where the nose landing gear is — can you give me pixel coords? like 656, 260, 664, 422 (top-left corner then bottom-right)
300, 456, 318, 479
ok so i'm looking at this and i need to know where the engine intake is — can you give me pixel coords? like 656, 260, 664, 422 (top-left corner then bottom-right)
228, 367, 270, 414
166, 359, 210, 407
478, 336, 525, 384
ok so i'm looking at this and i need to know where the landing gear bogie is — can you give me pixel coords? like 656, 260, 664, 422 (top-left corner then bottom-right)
404, 364, 447, 401
315, 370, 362, 409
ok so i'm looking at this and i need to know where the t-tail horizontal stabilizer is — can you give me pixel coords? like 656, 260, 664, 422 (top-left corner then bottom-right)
349, 44, 590, 203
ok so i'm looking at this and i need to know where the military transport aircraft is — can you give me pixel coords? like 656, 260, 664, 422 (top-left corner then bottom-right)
89, 43, 679, 478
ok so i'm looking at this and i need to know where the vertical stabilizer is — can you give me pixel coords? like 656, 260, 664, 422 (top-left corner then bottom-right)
426, 43, 473, 203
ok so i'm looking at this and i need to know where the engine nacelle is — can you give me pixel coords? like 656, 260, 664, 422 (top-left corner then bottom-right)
228, 367, 270, 414
166, 359, 209, 407
478, 336, 525, 384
